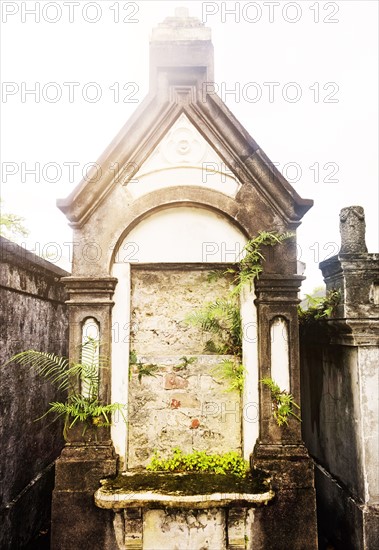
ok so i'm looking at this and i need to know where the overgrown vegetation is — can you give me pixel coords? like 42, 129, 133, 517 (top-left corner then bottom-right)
208, 231, 292, 295
298, 289, 341, 325
261, 378, 301, 426
146, 447, 249, 478
186, 232, 291, 392
3, 338, 126, 439
185, 297, 243, 392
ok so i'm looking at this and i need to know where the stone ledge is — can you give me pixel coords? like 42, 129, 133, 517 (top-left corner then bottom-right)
95, 488, 274, 510
94, 471, 274, 510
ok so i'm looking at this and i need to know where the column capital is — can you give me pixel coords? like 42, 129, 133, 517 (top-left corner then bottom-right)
61, 276, 118, 306
254, 274, 304, 305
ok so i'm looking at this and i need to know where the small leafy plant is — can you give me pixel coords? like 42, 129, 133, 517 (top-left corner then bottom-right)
146, 447, 249, 478
185, 297, 244, 393
261, 378, 301, 426
173, 356, 197, 371
3, 338, 126, 440
129, 350, 158, 383
298, 289, 341, 325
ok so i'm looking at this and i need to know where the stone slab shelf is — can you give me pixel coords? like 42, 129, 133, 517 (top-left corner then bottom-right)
94, 472, 274, 550
95, 487, 274, 510
94, 471, 274, 510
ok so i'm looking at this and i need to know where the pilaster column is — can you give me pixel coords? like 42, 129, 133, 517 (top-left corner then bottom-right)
62, 277, 118, 402
251, 274, 318, 549
254, 274, 304, 447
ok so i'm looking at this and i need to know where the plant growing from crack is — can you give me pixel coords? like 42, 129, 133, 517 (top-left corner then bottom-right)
185, 297, 242, 357
212, 358, 245, 393
3, 338, 126, 440
173, 356, 197, 371
185, 297, 244, 393
261, 377, 301, 426
129, 350, 158, 383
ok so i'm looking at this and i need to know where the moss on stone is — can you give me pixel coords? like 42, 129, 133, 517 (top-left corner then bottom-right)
100, 469, 270, 496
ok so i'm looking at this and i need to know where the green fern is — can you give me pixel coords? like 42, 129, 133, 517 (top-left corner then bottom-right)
186, 232, 291, 393
129, 350, 158, 383
3, 339, 126, 440
136, 363, 159, 383
212, 358, 245, 393
261, 378, 301, 426
185, 297, 242, 357
3, 350, 70, 389
298, 289, 341, 324
173, 356, 197, 371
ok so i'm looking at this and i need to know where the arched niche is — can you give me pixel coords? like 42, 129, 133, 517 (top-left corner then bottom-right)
81, 316, 100, 342
110, 205, 259, 468
270, 316, 290, 393
80, 317, 100, 398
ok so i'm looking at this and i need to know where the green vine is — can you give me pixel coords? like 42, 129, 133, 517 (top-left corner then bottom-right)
146, 447, 249, 478
261, 378, 301, 426
186, 232, 291, 392
209, 231, 293, 295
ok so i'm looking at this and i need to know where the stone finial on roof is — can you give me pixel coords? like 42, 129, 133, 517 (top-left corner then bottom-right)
175, 7, 189, 18
339, 206, 368, 254
149, 8, 214, 90
151, 8, 210, 40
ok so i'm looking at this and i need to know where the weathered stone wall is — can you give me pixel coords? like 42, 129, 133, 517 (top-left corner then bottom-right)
301, 338, 364, 497
0, 237, 69, 549
130, 267, 234, 355
301, 328, 379, 549
128, 267, 242, 468
143, 508, 227, 550
300, 229, 379, 549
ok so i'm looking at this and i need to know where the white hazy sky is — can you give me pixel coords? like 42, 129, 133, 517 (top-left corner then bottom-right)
1, 0, 378, 295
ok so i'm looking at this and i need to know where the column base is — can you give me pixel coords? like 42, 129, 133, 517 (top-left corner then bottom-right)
51, 444, 119, 550
250, 443, 318, 550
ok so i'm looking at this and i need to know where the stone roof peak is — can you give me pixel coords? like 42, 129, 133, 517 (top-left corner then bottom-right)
151, 8, 210, 41
149, 8, 213, 89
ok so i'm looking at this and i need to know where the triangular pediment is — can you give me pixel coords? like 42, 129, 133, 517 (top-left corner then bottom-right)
57, 87, 312, 228
126, 113, 241, 199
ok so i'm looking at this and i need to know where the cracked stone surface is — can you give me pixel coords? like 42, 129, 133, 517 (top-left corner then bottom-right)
128, 269, 242, 468
143, 509, 226, 550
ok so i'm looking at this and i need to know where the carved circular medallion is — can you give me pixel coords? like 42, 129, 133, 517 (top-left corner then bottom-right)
162, 126, 206, 164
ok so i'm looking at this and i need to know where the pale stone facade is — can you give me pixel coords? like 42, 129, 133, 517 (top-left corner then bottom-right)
52, 8, 317, 549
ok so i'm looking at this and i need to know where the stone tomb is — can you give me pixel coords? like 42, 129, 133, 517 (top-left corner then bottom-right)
51, 9, 318, 550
